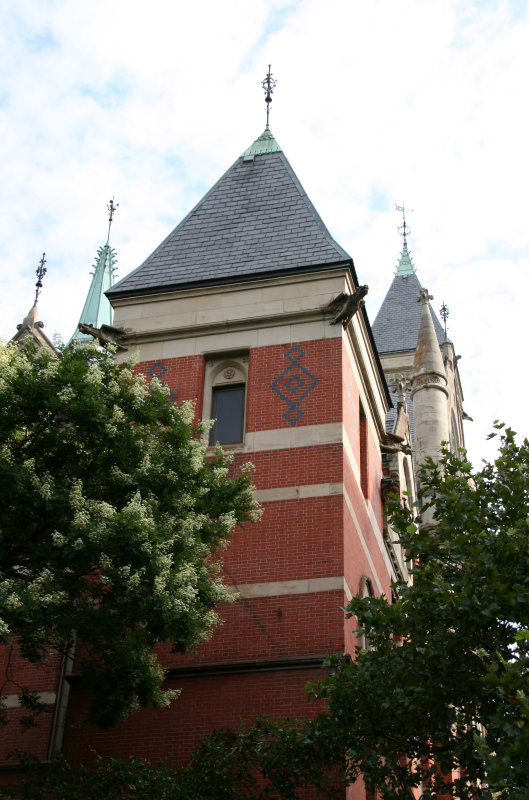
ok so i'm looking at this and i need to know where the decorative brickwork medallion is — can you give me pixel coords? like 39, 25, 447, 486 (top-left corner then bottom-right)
270, 345, 319, 425
145, 361, 177, 402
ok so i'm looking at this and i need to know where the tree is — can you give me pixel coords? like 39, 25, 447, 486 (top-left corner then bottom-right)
310, 425, 529, 798
0, 341, 259, 728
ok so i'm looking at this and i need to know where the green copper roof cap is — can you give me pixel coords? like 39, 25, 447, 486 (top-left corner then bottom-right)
395, 239, 416, 277
242, 127, 282, 157
69, 243, 117, 345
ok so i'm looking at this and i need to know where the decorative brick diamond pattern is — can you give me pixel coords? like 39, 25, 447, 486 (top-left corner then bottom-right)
145, 361, 177, 402
269, 345, 319, 425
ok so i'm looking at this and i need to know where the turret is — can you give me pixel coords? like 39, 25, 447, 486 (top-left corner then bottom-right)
411, 288, 449, 470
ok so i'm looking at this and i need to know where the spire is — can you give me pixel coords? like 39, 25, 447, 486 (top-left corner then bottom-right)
242, 67, 282, 157
411, 288, 449, 475
11, 253, 56, 353
413, 288, 447, 379
69, 200, 118, 345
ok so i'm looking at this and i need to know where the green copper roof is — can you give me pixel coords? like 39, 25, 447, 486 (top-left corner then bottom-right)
395, 239, 416, 276
69, 243, 117, 345
242, 126, 282, 156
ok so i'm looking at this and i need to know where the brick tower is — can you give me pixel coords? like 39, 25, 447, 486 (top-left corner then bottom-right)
40, 125, 401, 798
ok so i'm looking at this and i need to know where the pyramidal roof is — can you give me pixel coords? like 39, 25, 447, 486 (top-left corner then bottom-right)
108, 128, 353, 299
372, 242, 445, 354
69, 243, 117, 345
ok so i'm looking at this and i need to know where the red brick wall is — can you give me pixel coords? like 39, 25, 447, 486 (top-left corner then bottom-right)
3, 331, 385, 800
64, 668, 327, 766
159, 589, 347, 667
247, 339, 341, 432
232, 444, 342, 490
0, 647, 63, 765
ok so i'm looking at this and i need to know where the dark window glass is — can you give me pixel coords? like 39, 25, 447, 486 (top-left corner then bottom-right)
210, 385, 245, 445
359, 401, 368, 498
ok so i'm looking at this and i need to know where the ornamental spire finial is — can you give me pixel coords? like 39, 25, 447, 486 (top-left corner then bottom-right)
396, 203, 413, 246
395, 204, 416, 276
262, 65, 276, 129
440, 301, 449, 338
34, 252, 47, 305
106, 197, 119, 244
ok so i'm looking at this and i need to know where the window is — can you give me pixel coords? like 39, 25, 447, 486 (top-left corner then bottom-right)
203, 354, 248, 447
358, 576, 375, 651
210, 384, 245, 445
359, 401, 369, 498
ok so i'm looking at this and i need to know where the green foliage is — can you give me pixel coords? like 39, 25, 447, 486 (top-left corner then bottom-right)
0, 342, 259, 728
9, 718, 344, 800
10, 754, 177, 800
310, 425, 529, 798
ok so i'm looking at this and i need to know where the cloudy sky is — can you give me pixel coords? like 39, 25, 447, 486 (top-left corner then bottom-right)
1, 0, 527, 466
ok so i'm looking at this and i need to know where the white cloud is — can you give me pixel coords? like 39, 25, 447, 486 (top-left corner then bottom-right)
1, 0, 527, 464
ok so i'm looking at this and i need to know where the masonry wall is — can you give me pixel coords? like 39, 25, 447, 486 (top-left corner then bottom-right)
2, 273, 390, 800
0, 648, 63, 767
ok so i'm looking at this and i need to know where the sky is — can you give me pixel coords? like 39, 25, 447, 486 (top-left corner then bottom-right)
1, 0, 528, 467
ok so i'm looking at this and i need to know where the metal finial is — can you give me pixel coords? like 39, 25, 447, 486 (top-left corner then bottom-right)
396, 203, 414, 245
262, 65, 276, 129
106, 197, 119, 244
440, 301, 449, 337
34, 252, 47, 304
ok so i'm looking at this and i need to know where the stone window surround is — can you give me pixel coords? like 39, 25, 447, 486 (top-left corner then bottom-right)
203, 350, 249, 449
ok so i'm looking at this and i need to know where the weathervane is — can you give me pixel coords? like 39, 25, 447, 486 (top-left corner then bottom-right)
106, 197, 119, 244
396, 203, 414, 245
34, 252, 47, 304
262, 65, 276, 129
440, 301, 449, 337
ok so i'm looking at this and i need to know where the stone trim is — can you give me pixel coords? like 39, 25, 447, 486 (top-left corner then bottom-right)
254, 482, 343, 503
244, 422, 343, 452
2, 692, 56, 708
234, 576, 350, 599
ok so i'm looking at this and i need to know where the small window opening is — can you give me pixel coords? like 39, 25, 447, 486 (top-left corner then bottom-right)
358, 577, 375, 651
209, 384, 245, 445
359, 401, 369, 498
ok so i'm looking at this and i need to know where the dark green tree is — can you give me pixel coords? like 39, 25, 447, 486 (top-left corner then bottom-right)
0, 342, 259, 728
311, 425, 529, 798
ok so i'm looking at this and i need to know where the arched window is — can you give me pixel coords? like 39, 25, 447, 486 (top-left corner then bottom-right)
203, 355, 248, 446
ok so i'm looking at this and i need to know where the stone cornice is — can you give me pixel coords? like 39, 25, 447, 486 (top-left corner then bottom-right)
115, 308, 332, 348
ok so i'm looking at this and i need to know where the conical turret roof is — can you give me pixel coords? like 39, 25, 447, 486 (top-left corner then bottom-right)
108, 128, 353, 299
69, 243, 117, 345
413, 289, 447, 378
372, 266, 444, 355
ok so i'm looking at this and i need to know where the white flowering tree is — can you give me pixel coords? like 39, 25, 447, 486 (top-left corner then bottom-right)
0, 342, 259, 728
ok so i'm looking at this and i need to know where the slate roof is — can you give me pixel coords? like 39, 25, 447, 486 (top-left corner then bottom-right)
108, 129, 352, 299
372, 270, 445, 354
